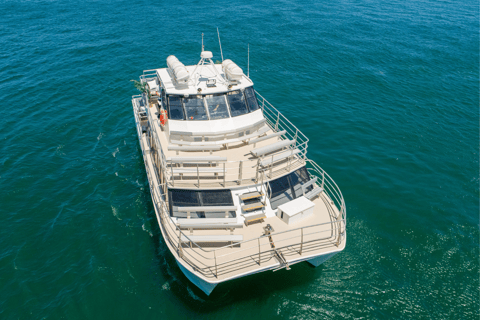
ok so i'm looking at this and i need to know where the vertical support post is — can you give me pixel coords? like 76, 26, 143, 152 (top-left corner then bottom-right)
275, 112, 280, 132
238, 161, 243, 184
214, 250, 218, 278
287, 149, 292, 171
258, 238, 261, 265
171, 163, 174, 187
223, 162, 226, 186
255, 159, 260, 182
299, 228, 303, 255
197, 164, 200, 188
321, 171, 325, 189
269, 155, 274, 177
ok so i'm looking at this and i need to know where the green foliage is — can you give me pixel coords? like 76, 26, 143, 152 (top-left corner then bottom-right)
130, 80, 148, 94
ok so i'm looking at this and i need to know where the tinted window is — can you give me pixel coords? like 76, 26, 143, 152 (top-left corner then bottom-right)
168, 95, 185, 120
226, 90, 249, 117
268, 167, 312, 209
169, 189, 200, 207
245, 87, 260, 112
184, 95, 208, 120
270, 175, 292, 199
169, 189, 234, 207
199, 190, 234, 206
205, 94, 230, 120
161, 89, 166, 110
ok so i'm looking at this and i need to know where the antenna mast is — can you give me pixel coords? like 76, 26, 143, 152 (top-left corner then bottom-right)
248, 43, 250, 78
201, 33, 204, 52
217, 28, 224, 62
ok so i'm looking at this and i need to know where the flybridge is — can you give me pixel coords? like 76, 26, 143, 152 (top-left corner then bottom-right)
157, 51, 253, 96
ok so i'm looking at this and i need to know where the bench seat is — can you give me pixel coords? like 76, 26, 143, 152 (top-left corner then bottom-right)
260, 148, 300, 167
177, 218, 243, 229
167, 156, 227, 163
180, 234, 243, 243
248, 130, 286, 146
171, 167, 224, 174
170, 126, 270, 147
168, 145, 221, 155
251, 139, 295, 157
305, 187, 324, 200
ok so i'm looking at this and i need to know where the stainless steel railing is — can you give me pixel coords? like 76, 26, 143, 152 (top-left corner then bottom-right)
256, 91, 309, 160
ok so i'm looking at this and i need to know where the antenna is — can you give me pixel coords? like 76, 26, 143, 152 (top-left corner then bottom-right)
217, 28, 224, 62
201, 33, 204, 52
247, 43, 250, 78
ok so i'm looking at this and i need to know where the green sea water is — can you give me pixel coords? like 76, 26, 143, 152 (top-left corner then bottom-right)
0, 0, 478, 319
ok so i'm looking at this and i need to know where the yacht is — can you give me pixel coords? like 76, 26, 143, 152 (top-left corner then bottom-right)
131, 49, 346, 295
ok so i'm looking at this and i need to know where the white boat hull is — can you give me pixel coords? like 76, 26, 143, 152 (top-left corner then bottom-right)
307, 252, 338, 267
176, 260, 218, 295
175, 250, 340, 295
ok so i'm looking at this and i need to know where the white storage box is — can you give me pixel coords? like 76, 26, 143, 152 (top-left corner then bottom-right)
277, 196, 315, 225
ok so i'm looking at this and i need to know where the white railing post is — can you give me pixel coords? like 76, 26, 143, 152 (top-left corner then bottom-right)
238, 161, 243, 184
300, 228, 303, 255
258, 238, 261, 265
197, 164, 200, 188
214, 250, 218, 278
269, 154, 274, 177
223, 162, 226, 186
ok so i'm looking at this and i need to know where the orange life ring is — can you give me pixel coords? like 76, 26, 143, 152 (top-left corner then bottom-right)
160, 109, 168, 126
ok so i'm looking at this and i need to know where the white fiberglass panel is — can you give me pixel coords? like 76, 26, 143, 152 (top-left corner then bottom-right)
168, 109, 264, 135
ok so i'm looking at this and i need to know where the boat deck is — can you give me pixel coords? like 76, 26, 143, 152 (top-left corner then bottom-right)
148, 104, 306, 189
134, 94, 346, 285
173, 191, 344, 281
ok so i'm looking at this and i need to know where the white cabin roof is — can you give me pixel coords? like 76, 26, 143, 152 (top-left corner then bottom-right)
156, 62, 254, 96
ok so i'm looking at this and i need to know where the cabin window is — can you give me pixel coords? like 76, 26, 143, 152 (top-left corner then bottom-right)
226, 90, 249, 117
245, 87, 260, 112
161, 89, 167, 110
268, 167, 312, 210
167, 95, 185, 120
184, 95, 208, 120
205, 94, 230, 120
168, 189, 235, 218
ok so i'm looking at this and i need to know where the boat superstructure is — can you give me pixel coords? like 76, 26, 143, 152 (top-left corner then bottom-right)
131, 49, 346, 295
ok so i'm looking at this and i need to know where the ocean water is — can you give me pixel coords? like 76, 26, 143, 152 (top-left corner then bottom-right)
0, 0, 478, 319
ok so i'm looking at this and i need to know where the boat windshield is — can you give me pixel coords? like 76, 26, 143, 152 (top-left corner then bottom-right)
269, 167, 312, 210
205, 94, 230, 120
244, 87, 260, 112
226, 90, 249, 117
168, 95, 185, 120
184, 95, 208, 121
